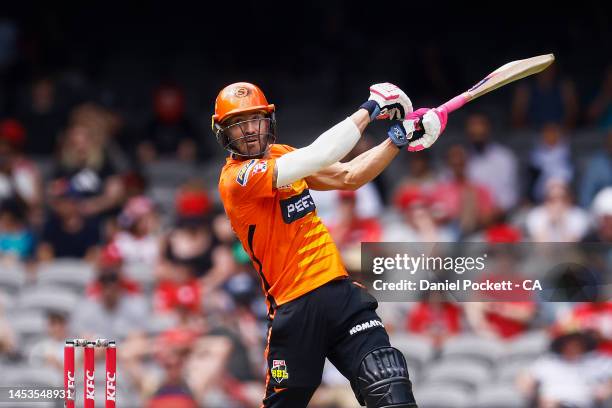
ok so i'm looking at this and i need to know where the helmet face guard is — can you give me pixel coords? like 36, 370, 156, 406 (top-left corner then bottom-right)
214, 113, 277, 159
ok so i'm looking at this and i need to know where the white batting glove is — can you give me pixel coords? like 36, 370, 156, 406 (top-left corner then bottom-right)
360, 83, 413, 121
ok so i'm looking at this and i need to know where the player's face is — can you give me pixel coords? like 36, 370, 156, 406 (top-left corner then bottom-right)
223, 112, 271, 158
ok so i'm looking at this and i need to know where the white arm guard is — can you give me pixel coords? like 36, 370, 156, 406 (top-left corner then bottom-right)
276, 118, 361, 187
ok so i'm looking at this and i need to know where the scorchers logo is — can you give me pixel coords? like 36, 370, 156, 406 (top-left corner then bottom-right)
233, 86, 249, 98
279, 189, 316, 224
236, 159, 257, 186
236, 160, 267, 186
349, 319, 384, 336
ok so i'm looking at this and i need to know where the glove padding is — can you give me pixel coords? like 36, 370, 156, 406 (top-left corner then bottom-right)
405, 107, 448, 152
367, 83, 413, 121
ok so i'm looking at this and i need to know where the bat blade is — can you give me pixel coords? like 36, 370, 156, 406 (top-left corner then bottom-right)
440, 53, 555, 114
467, 53, 555, 100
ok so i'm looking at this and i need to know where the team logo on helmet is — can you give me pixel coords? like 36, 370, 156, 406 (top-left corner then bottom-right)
233, 86, 249, 98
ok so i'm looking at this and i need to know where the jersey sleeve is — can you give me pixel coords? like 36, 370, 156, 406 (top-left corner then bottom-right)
277, 144, 296, 153
223, 158, 277, 200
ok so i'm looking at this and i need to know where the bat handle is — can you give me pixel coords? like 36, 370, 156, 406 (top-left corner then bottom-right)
438, 94, 468, 114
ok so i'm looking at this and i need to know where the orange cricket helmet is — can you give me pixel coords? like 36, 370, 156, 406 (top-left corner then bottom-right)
212, 82, 277, 158
212, 82, 275, 125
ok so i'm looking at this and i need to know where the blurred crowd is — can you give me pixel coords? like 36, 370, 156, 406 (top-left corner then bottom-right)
0, 13, 611, 406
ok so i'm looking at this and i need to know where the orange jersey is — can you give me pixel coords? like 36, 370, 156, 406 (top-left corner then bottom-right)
219, 144, 347, 309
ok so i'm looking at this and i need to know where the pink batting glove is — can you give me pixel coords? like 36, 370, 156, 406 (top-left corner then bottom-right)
406, 107, 448, 152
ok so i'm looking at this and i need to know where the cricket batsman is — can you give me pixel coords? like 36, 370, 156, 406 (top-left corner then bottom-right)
213, 82, 447, 407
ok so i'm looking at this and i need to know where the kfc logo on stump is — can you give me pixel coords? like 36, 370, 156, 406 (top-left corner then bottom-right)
106, 371, 116, 402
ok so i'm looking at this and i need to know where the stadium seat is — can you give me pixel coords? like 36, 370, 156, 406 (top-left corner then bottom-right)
123, 262, 156, 291
3, 364, 61, 387
497, 358, 532, 384
32, 156, 54, 182
144, 160, 197, 187
17, 285, 79, 315
390, 333, 435, 375
0, 264, 25, 292
413, 383, 471, 408
504, 330, 549, 362
148, 185, 178, 218
424, 358, 491, 391
441, 334, 504, 367
0, 400, 57, 408
197, 161, 226, 188
36, 259, 95, 292
8, 310, 47, 342
147, 314, 177, 335
0, 291, 16, 312
474, 384, 526, 408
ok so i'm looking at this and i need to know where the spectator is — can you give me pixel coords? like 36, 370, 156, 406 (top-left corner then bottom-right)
211, 210, 251, 265
147, 348, 200, 408
518, 331, 612, 408
584, 187, 612, 242
525, 178, 590, 242
393, 150, 438, 196
137, 83, 202, 164
0, 118, 43, 215
206, 303, 266, 406
527, 122, 573, 203
69, 102, 130, 173
560, 302, 612, 356
512, 64, 579, 129
328, 190, 381, 267
153, 261, 201, 316
429, 145, 496, 236
0, 199, 34, 261
384, 186, 455, 242
85, 245, 142, 298
465, 301, 537, 340
465, 246, 537, 339
310, 137, 384, 223
28, 311, 68, 370
122, 171, 148, 200
49, 122, 124, 224
120, 329, 232, 407
465, 113, 519, 211
159, 189, 233, 291
483, 221, 522, 243
586, 65, 612, 129
17, 76, 67, 155
37, 190, 101, 261
579, 130, 612, 208
0, 300, 17, 360
72, 268, 148, 341
310, 182, 383, 226
406, 291, 462, 349
470, 211, 522, 243
112, 196, 161, 267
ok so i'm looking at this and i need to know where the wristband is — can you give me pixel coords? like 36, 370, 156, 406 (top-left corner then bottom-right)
387, 123, 410, 149
359, 100, 381, 121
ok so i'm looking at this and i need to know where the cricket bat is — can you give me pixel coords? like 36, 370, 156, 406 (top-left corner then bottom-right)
438, 53, 555, 114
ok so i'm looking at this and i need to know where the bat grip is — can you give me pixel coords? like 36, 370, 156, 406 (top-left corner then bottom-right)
438, 94, 468, 114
